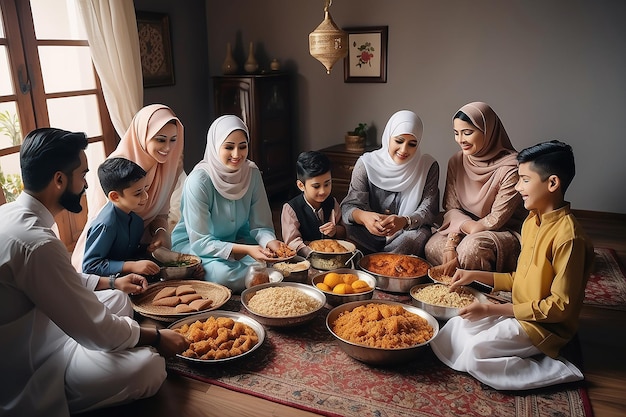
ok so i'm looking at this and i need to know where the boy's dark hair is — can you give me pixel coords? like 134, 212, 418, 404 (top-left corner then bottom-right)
517, 140, 575, 193
98, 157, 147, 195
296, 151, 332, 183
20, 128, 88, 192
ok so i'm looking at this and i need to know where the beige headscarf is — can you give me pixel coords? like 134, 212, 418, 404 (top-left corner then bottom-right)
72, 104, 184, 270
194, 115, 257, 200
453, 101, 518, 218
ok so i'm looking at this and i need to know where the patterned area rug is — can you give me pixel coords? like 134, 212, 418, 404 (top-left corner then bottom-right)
167, 296, 593, 417
493, 247, 626, 309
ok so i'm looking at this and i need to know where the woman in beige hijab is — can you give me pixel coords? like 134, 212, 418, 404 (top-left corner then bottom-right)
425, 102, 526, 275
72, 104, 184, 271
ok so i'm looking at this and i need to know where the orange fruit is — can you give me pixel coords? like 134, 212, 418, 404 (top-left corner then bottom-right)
323, 272, 342, 288
342, 273, 358, 285
332, 283, 353, 295
351, 280, 371, 293
316, 282, 331, 292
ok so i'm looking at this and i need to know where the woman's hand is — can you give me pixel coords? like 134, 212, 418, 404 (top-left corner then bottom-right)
147, 228, 171, 252
378, 215, 404, 236
265, 239, 283, 255
354, 210, 387, 236
319, 221, 336, 237
115, 273, 149, 295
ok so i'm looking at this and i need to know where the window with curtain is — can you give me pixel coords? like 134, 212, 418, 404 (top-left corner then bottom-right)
0, 0, 116, 249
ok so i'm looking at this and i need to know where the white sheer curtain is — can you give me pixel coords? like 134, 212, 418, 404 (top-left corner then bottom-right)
75, 0, 143, 137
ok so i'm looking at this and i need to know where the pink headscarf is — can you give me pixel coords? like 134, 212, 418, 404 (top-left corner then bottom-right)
72, 104, 184, 271
108, 104, 184, 223
452, 102, 518, 218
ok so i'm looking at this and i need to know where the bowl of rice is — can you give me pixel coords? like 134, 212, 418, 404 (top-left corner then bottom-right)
326, 300, 439, 365
409, 283, 487, 320
269, 256, 311, 283
240, 282, 326, 327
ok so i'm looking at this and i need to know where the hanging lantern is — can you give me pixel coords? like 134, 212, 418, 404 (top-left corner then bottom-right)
308, 0, 348, 74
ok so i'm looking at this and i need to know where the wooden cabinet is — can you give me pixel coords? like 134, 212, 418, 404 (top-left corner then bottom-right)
319, 143, 379, 202
213, 73, 294, 198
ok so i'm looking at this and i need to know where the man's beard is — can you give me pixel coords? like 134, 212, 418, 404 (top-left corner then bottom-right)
59, 187, 85, 213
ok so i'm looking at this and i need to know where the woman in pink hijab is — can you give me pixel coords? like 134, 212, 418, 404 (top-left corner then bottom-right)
425, 102, 527, 275
72, 104, 184, 271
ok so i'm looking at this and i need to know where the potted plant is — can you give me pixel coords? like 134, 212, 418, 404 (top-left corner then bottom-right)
345, 122, 367, 151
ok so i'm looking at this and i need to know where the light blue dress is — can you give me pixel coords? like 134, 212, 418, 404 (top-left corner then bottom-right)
171, 167, 276, 293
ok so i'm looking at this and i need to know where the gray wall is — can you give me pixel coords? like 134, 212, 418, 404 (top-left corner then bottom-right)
139, 0, 626, 214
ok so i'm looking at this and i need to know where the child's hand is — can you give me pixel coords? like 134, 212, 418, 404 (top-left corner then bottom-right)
115, 273, 149, 295
449, 268, 474, 291
458, 302, 490, 321
319, 222, 336, 237
129, 260, 161, 276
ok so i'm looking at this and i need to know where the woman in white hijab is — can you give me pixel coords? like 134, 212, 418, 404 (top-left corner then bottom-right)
341, 110, 439, 255
171, 115, 283, 292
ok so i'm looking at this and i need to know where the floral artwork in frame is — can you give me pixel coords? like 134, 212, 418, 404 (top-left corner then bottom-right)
343, 26, 388, 83
136, 11, 175, 87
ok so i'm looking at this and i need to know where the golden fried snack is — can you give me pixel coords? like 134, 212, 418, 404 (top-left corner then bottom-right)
309, 239, 349, 253
269, 242, 296, 258
175, 316, 259, 360
153, 287, 176, 301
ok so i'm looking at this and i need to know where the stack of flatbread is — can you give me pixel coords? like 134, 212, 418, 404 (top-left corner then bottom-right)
152, 284, 214, 313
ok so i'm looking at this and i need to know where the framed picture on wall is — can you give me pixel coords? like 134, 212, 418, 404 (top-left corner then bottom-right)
343, 26, 388, 83
136, 11, 175, 87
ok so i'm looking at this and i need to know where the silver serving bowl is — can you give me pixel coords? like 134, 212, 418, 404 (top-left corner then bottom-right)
240, 282, 326, 327
152, 247, 201, 280
326, 300, 439, 365
358, 253, 431, 293
307, 239, 358, 270
168, 310, 265, 363
269, 256, 311, 283
409, 283, 488, 321
311, 268, 376, 306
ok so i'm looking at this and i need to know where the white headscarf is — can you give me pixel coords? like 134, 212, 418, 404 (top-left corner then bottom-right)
193, 115, 258, 200
360, 110, 435, 215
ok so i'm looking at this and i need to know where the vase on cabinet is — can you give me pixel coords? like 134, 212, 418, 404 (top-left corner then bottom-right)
222, 42, 238, 75
244, 42, 259, 73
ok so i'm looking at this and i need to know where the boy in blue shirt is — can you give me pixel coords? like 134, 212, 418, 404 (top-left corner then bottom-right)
83, 157, 161, 276
281, 151, 346, 257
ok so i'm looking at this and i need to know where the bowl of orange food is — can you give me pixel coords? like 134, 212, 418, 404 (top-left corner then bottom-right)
311, 268, 376, 306
358, 253, 431, 293
326, 300, 439, 365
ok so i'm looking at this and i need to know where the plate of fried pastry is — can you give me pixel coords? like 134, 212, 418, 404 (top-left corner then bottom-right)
131, 280, 231, 321
265, 241, 297, 262
169, 310, 265, 363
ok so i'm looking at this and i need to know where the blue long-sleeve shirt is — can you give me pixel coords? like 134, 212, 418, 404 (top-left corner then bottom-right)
82, 202, 145, 275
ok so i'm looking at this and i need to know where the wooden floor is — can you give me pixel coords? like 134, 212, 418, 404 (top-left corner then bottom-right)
77, 212, 626, 417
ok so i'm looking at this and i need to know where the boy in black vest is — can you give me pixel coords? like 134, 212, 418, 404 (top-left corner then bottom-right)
281, 151, 346, 257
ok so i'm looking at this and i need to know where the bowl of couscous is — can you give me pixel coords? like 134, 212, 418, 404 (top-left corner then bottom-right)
240, 282, 326, 327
